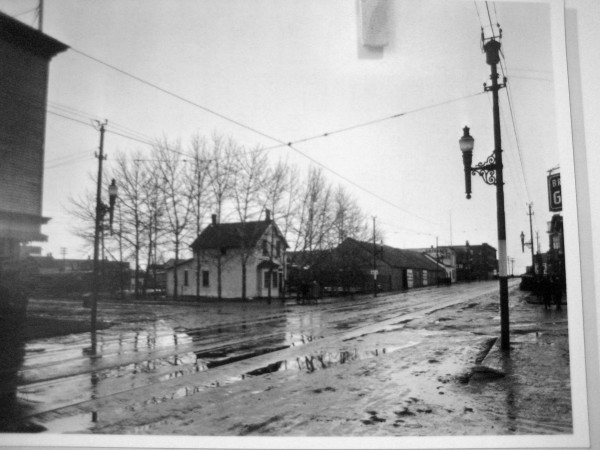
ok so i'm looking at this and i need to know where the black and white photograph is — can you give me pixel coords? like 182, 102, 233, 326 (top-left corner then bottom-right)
1, 0, 599, 448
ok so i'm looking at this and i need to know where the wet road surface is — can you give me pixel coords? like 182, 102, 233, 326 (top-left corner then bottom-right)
2, 280, 548, 434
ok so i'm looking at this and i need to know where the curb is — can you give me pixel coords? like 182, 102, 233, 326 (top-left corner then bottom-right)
472, 338, 506, 379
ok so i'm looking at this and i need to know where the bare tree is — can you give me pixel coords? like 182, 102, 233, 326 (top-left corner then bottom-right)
205, 134, 236, 299
230, 145, 268, 300
333, 185, 369, 244
260, 158, 293, 301
185, 134, 212, 299
152, 137, 194, 301
108, 151, 149, 298
291, 167, 335, 281
141, 159, 167, 297
67, 188, 97, 254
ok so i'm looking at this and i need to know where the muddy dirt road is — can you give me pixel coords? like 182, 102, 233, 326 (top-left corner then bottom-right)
0, 279, 572, 438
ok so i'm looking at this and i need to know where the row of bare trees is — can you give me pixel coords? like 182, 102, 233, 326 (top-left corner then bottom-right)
69, 133, 372, 299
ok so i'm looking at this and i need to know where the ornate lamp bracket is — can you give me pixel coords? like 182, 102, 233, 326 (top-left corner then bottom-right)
471, 152, 498, 186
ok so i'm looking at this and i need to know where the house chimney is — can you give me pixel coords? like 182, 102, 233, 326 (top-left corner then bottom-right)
265, 209, 271, 222
212, 214, 217, 225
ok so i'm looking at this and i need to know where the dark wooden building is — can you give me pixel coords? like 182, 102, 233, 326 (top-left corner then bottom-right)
288, 238, 445, 296
0, 12, 68, 263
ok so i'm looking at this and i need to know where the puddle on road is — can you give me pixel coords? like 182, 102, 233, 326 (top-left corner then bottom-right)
243, 344, 412, 378
32, 342, 408, 434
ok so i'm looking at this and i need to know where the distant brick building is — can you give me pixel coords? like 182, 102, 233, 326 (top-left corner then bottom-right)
0, 12, 68, 262
447, 242, 498, 281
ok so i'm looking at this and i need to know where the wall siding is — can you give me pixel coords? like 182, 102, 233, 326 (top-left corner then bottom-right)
0, 40, 49, 218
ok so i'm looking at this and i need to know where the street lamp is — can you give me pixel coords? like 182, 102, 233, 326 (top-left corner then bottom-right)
90, 177, 118, 355
458, 36, 510, 352
108, 179, 118, 233
520, 230, 535, 275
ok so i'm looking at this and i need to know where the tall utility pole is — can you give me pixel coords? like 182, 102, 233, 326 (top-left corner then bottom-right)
527, 203, 535, 275
485, 37, 510, 352
372, 216, 377, 298
37, 0, 43, 31
457, 33, 509, 350
91, 120, 107, 355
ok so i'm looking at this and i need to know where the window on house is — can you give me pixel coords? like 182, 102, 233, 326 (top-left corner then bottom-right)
276, 241, 281, 258
272, 271, 278, 288
202, 270, 209, 287
183, 270, 189, 287
262, 240, 268, 256
264, 271, 270, 288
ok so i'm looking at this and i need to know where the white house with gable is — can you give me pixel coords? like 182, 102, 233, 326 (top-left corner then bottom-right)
166, 210, 288, 300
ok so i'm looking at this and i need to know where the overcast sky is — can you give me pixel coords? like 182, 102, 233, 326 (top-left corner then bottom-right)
1, 0, 567, 274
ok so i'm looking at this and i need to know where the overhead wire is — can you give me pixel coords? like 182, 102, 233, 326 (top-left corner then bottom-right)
377, 218, 436, 240
262, 91, 485, 151
48, 101, 155, 144
7, 37, 486, 229
66, 45, 465, 227
11, 6, 37, 18
69, 47, 278, 144
46, 153, 92, 170
473, 2, 543, 239
477, 5, 533, 202
489, 3, 543, 233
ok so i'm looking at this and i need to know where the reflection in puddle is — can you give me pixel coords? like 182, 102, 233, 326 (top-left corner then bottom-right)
35, 344, 403, 433
140, 346, 403, 408
287, 333, 323, 347
245, 345, 404, 377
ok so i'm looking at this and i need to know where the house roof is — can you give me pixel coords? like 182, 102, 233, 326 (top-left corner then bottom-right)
440, 243, 497, 257
291, 238, 443, 272
368, 241, 441, 271
191, 219, 288, 251
0, 11, 68, 58
164, 258, 194, 270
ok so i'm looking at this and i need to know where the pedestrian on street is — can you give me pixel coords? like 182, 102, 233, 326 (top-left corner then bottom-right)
542, 276, 552, 310
551, 275, 563, 310
534, 276, 543, 304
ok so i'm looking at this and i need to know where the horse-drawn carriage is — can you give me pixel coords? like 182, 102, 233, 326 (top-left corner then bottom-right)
296, 280, 321, 304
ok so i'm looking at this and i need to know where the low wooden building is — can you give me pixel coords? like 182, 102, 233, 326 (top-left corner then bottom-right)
288, 238, 445, 295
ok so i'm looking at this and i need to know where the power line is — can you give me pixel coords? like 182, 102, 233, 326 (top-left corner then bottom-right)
285, 142, 440, 226
69, 47, 278, 144
46, 153, 92, 170
262, 91, 485, 151
11, 6, 37, 18
48, 101, 155, 143
46, 147, 95, 164
498, 59, 533, 204
8, 41, 480, 227
485, 2, 495, 34
377, 218, 436, 239
489, 5, 542, 233
57, 48, 466, 225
